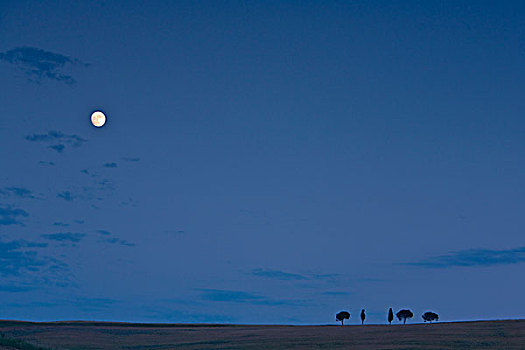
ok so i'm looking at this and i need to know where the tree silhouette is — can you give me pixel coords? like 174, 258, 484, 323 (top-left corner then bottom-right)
396, 309, 414, 324
422, 311, 439, 323
388, 308, 394, 325
360, 309, 366, 325
336, 311, 350, 326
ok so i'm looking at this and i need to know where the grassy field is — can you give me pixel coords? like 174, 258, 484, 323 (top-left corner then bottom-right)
0, 319, 524, 349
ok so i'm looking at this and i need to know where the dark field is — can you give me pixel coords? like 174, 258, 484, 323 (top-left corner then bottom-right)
1, 320, 524, 349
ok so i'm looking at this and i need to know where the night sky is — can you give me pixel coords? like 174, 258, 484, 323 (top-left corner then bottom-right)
1, 1, 524, 324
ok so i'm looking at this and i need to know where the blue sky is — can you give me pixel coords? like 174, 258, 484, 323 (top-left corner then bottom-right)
0, 0, 524, 324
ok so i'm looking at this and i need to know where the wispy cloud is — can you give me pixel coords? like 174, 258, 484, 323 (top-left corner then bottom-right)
53, 222, 70, 227
57, 191, 75, 201
199, 289, 262, 303
103, 162, 117, 168
0, 187, 35, 199
95, 230, 134, 246
250, 268, 340, 282
49, 144, 65, 153
80, 169, 101, 179
322, 291, 352, 296
251, 268, 308, 281
198, 289, 302, 306
73, 178, 117, 203
164, 229, 185, 235
25, 130, 87, 153
0, 46, 88, 84
0, 284, 36, 292
0, 238, 72, 291
99, 237, 135, 247
309, 273, 341, 280
6, 297, 118, 310
41, 232, 85, 243
52, 220, 83, 227
54, 179, 115, 205
39, 160, 55, 166
0, 205, 29, 226
97, 179, 116, 191
0, 239, 48, 277
403, 247, 525, 268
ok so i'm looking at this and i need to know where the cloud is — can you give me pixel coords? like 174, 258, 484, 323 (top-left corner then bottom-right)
57, 180, 115, 205
49, 144, 65, 153
0, 239, 48, 277
53, 222, 70, 227
250, 268, 340, 282
119, 198, 136, 208
403, 247, 525, 268
0, 187, 35, 199
199, 289, 262, 303
0, 284, 36, 292
57, 191, 75, 201
81, 169, 101, 179
122, 157, 140, 162
251, 268, 308, 281
73, 297, 118, 311
164, 229, 185, 235
103, 162, 117, 168
97, 179, 116, 193
0, 238, 72, 290
0, 205, 29, 226
198, 289, 302, 306
75, 178, 117, 203
95, 230, 134, 246
25, 131, 85, 145
0, 46, 88, 84
40, 232, 85, 243
308, 273, 341, 280
100, 237, 135, 247
25, 130, 87, 154
39, 161, 55, 166
322, 291, 352, 296
6, 297, 118, 310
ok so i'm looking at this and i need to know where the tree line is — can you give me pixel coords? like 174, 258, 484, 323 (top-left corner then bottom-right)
336, 309, 439, 325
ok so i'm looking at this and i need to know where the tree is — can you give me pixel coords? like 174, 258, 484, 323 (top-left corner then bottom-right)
396, 309, 414, 324
388, 308, 394, 325
360, 309, 366, 325
336, 311, 350, 326
422, 311, 439, 323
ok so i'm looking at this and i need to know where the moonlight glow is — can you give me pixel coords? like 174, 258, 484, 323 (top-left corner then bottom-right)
91, 111, 106, 127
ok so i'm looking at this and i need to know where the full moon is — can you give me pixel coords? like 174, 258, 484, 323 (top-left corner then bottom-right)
91, 111, 106, 127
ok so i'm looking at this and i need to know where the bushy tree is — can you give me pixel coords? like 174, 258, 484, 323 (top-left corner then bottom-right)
360, 309, 366, 325
396, 309, 414, 324
422, 311, 439, 323
336, 311, 350, 326
388, 308, 394, 325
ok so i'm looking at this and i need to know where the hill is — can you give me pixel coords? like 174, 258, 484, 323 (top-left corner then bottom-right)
1, 319, 524, 349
